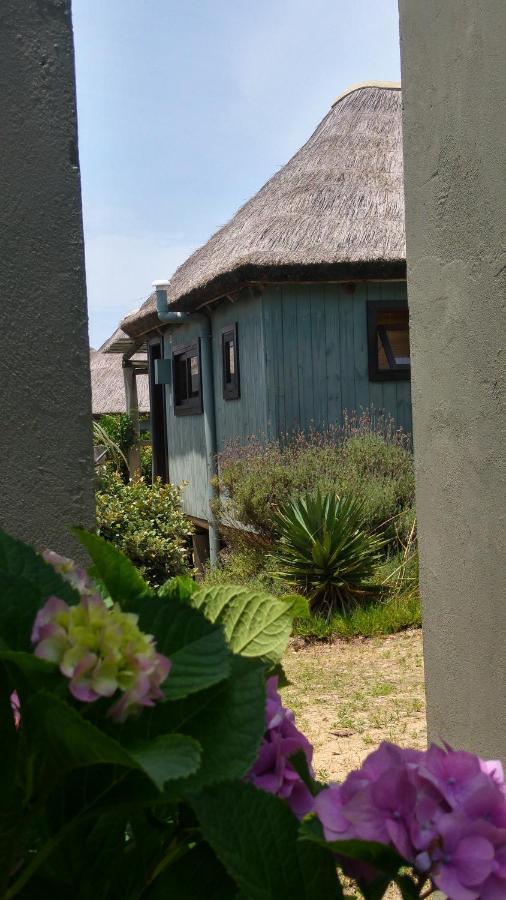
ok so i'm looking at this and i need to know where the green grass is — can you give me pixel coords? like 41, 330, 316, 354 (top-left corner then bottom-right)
293, 587, 421, 640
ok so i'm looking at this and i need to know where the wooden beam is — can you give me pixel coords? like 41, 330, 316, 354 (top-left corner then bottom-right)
123, 362, 141, 478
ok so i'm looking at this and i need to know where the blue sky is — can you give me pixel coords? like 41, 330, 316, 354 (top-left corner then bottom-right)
72, 0, 401, 348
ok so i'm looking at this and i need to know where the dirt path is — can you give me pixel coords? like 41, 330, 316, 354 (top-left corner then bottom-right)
282, 629, 426, 783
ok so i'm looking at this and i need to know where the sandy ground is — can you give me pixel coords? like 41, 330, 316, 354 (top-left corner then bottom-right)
282, 630, 427, 898
282, 629, 426, 783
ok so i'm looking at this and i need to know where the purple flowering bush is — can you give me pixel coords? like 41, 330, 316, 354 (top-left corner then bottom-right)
1, 525, 504, 899
246, 675, 314, 817
313, 742, 506, 898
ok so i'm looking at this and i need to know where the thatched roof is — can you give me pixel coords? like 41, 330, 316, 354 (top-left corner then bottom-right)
90, 349, 150, 416
121, 293, 159, 339
122, 83, 404, 337
98, 326, 137, 354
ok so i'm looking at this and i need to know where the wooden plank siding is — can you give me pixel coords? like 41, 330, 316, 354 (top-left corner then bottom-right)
261, 281, 412, 436
162, 295, 269, 520
162, 321, 209, 521
212, 294, 269, 447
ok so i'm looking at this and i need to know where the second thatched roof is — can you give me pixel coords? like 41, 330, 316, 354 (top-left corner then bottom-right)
123, 82, 404, 337
90, 349, 150, 417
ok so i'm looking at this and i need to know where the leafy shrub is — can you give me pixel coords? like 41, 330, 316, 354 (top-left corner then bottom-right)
98, 412, 137, 452
95, 467, 192, 587
1, 528, 501, 900
271, 493, 384, 616
213, 411, 415, 545
140, 443, 153, 483
97, 413, 137, 480
93, 419, 129, 472
201, 537, 286, 595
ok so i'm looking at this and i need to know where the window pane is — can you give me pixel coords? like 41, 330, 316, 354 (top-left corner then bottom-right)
388, 328, 410, 366
228, 339, 235, 377
189, 355, 200, 396
224, 336, 235, 383
377, 333, 390, 370
174, 355, 188, 403
376, 309, 410, 370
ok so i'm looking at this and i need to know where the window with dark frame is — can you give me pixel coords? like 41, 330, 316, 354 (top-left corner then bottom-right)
172, 340, 203, 414
221, 323, 240, 400
367, 301, 411, 381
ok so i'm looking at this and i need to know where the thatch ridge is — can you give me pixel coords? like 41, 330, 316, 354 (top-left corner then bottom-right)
331, 80, 400, 106
122, 84, 405, 337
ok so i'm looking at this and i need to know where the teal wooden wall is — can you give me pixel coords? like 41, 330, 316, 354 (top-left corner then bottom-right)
162, 294, 268, 521
162, 281, 411, 521
162, 321, 209, 521
262, 281, 412, 436
212, 294, 268, 447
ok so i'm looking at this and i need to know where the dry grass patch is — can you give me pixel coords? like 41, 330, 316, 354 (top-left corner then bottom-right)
282, 629, 426, 783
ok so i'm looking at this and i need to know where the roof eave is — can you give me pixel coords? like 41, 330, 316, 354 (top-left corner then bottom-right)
170, 258, 407, 313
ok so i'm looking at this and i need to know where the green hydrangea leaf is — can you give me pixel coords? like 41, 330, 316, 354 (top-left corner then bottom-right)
190, 584, 297, 665
193, 781, 343, 900
24, 691, 200, 791
0, 649, 60, 695
25, 690, 141, 771
146, 841, 238, 899
124, 594, 231, 701
136, 655, 265, 793
281, 594, 310, 619
0, 529, 80, 651
299, 818, 412, 897
126, 734, 201, 791
73, 529, 151, 604
158, 575, 198, 602
300, 826, 407, 874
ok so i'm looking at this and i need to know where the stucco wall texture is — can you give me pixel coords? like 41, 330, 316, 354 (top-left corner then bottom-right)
399, 1, 506, 757
0, 0, 95, 558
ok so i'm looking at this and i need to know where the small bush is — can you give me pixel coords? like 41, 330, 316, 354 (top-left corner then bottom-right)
213, 411, 414, 544
97, 413, 137, 480
271, 493, 384, 616
95, 468, 193, 587
201, 540, 285, 595
140, 444, 153, 483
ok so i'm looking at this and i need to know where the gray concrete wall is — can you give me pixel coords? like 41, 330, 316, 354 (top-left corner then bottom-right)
0, 0, 95, 560
398, 0, 506, 756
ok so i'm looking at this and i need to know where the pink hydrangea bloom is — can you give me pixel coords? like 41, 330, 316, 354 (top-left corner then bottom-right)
246, 676, 314, 817
41, 550, 96, 597
314, 741, 506, 898
10, 691, 20, 729
31, 592, 171, 722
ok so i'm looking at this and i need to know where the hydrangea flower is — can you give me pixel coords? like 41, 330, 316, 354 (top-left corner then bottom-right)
314, 741, 506, 898
246, 676, 314, 817
10, 691, 20, 729
32, 557, 170, 722
41, 549, 97, 597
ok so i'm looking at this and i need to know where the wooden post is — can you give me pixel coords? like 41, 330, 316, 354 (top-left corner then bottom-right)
123, 361, 141, 478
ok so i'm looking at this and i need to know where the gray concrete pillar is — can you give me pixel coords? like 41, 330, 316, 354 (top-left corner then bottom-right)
398, 0, 506, 756
0, 0, 95, 559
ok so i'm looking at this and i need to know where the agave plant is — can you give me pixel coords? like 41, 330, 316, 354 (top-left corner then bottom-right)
271, 493, 384, 616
